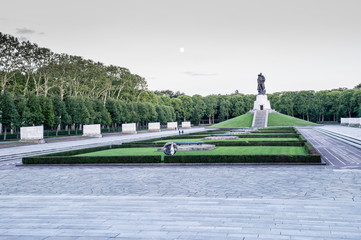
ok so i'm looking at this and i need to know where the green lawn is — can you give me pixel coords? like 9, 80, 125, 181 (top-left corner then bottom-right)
154, 138, 300, 143
77, 146, 308, 156
211, 114, 253, 128
268, 113, 318, 126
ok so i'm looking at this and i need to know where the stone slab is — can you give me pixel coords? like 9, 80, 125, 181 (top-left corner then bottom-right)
182, 121, 191, 128
122, 123, 137, 134
82, 124, 102, 138
167, 122, 178, 129
203, 136, 239, 140
20, 126, 44, 143
158, 144, 215, 151
148, 122, 160, 132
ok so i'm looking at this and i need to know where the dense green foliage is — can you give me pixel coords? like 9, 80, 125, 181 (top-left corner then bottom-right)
2, 32, 361, 139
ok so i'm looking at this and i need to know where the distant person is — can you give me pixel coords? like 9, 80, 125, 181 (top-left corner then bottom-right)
163, 142, 178, 155
182, 130, 184, 134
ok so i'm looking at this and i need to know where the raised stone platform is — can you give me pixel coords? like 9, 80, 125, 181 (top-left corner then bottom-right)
148, 122, 160, 132
253, 94, 271, 110
122, 123, 137, 134
177, 144, 215, 151
182, 121, 191, 128
158, 144, 215, 152
82, 124, 102, 138
203, 136, 239, 140
167, 122, 178, 129
19, 126, 45, 144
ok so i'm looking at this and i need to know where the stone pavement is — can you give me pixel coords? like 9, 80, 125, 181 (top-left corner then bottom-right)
1, 126, 361, 239
298, 127, 361, 169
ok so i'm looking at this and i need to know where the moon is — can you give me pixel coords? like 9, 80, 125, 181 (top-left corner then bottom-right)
179, 47, 185, 53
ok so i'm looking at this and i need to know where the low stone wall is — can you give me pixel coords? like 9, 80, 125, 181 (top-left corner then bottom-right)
122, 123, 137, 134
167, 122, 178, 129
20, 126, 44, 143
148, 122, 160, 132
182, 121, 191, 128
83, 124, 102, 138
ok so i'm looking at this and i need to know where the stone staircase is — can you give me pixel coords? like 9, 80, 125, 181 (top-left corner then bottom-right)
252, 110, 268, 128
314, 127, 361, 150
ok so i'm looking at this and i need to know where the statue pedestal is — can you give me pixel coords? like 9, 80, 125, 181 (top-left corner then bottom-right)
253, 94, 271, 110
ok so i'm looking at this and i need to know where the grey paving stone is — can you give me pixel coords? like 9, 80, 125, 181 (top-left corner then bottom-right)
0, 127, 361, 239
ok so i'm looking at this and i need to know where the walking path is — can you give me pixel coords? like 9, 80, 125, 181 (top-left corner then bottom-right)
0, 125, 361, 239
298, 126, 361, 169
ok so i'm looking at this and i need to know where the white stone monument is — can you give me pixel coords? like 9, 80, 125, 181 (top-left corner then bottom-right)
148, 122, 160, 132
20, 126, 44, 143
122, 123, 137, 134
82, 124, 102, 138
167, 122, 178, 129
340, 118, 349, 125
253, 95, 271, 111
182, 121, 191, 128
342, 118, 361, 126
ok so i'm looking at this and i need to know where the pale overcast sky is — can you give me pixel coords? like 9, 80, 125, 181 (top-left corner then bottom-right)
1, 0, 361, 95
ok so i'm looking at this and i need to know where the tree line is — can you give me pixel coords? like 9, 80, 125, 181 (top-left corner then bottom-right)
1, 32, 361, 140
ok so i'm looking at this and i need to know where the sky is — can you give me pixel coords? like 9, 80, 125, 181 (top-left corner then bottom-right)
1, 0, 361, 96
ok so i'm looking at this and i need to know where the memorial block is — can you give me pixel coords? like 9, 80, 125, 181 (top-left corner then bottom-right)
122, 123, 137, 134
341, 118, 349, 125
167, 122, 178, 129
148, 122, 160, 132
20, 126, 44, 143
182, 121, 191, 128
341, 118, 361, 126
253, 94, 271, 110
82, 124, 102, 138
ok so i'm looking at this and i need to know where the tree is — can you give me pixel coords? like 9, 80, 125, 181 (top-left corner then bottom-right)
0, 33, 21, 94
0, 92, 19, 139
178, 95, 193, 121
354, 83, 361, 89
170, 98, 183, 123
230, 94, 246, 118
26, 94, 44, 126
191, 95, 206, 125
40, 96, 55, 136
340, 89, 356, 118
106, 98, 122, 131
204, 95, 218, 124
52, 95, 71, 136
218, 98, 231, 122
156, 105, 166, 124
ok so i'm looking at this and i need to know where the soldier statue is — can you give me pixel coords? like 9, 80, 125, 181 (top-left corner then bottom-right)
257, 73, 266, 95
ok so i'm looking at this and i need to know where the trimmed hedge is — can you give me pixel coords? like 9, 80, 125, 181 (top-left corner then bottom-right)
304, 142, 320, 155
164, 155, 321, 164
36, 145, 118, 157
205, 141, 305, 147
21, 144, 163, 164
236, 134, 300, 138
22, 155, 161, 164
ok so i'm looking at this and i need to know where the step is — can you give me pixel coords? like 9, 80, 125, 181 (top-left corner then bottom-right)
314, 128, 361, 150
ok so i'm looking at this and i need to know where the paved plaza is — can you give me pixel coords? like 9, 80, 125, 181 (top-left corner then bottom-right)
0, 126, 361, 239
